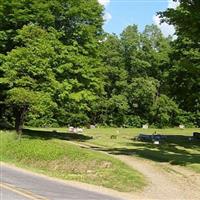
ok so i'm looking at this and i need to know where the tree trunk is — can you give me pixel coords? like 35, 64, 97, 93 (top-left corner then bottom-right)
14, 106, 28, 139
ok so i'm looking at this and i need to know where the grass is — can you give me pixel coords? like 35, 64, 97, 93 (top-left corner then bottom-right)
82, 127, 200, 173
31, 127, 200, 173
0, 131, 146, 192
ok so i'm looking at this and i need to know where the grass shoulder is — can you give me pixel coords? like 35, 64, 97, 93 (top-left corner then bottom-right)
0, 131, 146, 192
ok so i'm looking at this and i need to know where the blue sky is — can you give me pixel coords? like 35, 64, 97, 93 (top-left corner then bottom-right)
98, 0, 178, 37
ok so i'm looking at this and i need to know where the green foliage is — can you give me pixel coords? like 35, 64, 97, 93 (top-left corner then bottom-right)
0, 0, 198, 128
6, 88, 38, 106
142, 24, 172, 82
121, 25, 150, 79
159, 0, 200, 127
127, 77, 159, 117
106, 95, 129, 126
124, 115, 147, 128
167, 38, 200, 114
65, 113, 90, 127
175, 111, 198, 128
26, 93, 57, 127
5, 87, 56, 131
100, 34, 127, 96
0, 0, 104, 53
159, 0, 200, 42
150, 95, 180, 128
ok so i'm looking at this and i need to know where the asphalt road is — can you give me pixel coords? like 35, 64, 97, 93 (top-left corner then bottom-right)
0, 164, 124, 200
1, 187, 28, 200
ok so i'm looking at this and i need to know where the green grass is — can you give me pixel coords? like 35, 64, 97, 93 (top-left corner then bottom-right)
0, 131, 146, 192
32, 128, 200, 173
82, 128, 200, 173
33, 127, 200, 173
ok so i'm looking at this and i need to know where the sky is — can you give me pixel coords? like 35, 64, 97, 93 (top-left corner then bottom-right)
98, 0, 179, 37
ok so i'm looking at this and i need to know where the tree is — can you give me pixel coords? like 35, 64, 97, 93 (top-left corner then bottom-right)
1, 25, 60, 131
158, 0, 200, 42
0, 25, 60, 129
150, 94, 180, 128
159, 0, 200, 126
104, 95, 129, 126
1, 0, 198, 128
1, 25, 62, 92
1, 23, 106, 127
100, 34, 127, 96
167, 37, 200, 113
6, 88, 55, 134
0, 0, 104, 53
0, 0, 105, 128
142, 24, 171, 84
127, 77, 159, 119
120, 25, 150, 79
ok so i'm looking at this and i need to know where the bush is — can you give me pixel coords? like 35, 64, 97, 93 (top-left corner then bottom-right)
175, 111, 196, 128
26, 118, 59, 128
124, 115, 147, 128
66, 113, 90, 127
150, 95, 180, 128
0, 119, 13, 129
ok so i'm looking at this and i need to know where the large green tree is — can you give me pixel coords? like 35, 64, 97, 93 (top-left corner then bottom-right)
6, 88, 55, 134
0, 0, 104, 53
0, 0, 105, 128
1, 0, 198, 128
1, 25, 61, 129
159, 0, 200, 42
142, 25, 171, 84
120, 25, 150, 79
159, 0, 200, 125
1, 23, 105, 128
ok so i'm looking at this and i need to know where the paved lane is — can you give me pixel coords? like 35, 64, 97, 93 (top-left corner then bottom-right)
1, 164, 124, 200
1, 187, 29, 200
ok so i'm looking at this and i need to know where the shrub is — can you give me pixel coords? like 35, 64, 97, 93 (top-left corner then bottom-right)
175, 111, 196, 128
150, 95, 180, 128
67, 113, 90, 127
124, 115, 147, 128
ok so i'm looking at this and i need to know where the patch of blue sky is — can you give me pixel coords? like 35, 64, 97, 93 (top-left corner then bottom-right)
102, 0, 169, 35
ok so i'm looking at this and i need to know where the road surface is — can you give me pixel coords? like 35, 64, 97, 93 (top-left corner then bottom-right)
0, 164, 124, 200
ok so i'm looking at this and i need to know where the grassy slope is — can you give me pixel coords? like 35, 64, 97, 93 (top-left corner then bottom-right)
0, 131, 146, 192
35, 127, 200, 173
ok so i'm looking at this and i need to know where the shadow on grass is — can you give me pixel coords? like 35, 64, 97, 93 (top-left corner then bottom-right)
88, 135, 200, 167
164, 135, 200, 148
22, 128, 93, 142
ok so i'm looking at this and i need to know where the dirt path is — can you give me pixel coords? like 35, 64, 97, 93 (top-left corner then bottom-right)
116, 155, 200, 200
71, 142, 200, 200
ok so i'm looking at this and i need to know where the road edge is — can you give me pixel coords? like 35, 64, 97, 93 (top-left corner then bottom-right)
0, 161, 134, 200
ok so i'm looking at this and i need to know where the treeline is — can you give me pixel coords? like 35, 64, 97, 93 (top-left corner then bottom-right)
0, 0, 199, 131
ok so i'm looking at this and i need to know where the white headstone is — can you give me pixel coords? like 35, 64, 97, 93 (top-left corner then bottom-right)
90, 125, 96, 129
154, 141, 160, 145
68, 126, 74, 132
77, 128, 83, 133
179, 125, 185, 129
142, 124, 148, 129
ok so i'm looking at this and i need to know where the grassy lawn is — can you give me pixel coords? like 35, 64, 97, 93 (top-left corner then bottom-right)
0, 131, 146, 192
28, 127, 200, 173
82, 128, 200, 173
